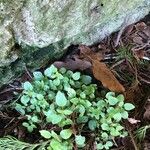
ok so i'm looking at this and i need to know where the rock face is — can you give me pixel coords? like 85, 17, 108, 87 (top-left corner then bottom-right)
0, 0, 150, 87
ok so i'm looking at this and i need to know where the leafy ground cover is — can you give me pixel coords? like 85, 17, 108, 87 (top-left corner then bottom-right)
0, 14, 149, 150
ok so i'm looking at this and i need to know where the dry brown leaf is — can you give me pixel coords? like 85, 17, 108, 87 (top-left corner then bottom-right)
92, 60, 125, 92
79, 45, 125, 93
79, 45, 103, 61
135, 22, 147, 31
53, 57, 91, 71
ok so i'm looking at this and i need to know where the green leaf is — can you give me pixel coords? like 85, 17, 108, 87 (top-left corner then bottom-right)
23, 81, 33, 91
36, 94, 44, 100
59, 118, 73, 127
31, 116, 39, 123
107, 96, 118, 106
15, 104, 25, 115
55, 91, 67, 107
88, 120, 97, 131
44, 65, 57, 77
124, 103, 135, 111
106, 92, 115, 98
117, 94, 124, 101
59, 67, 66, 74
22, 122, 29, 128
72, 72, 81, 80
48, 91, 55, 100
51, 114, 63, 124
101, 123, 109, 131
70, 98, 79, 105
22, 122, 36, 132
20, 95, 30, 106
105, 141, 113, 149
78, 105, 85, 116
96, 143, 104, 150
51, 131, 61, 142
121, 111, 129, 119
33, 71, 43, 80
80, 92, 86, 99
113, 113, 122, 121
40, 130, 51, 139
81, 75, 92, 85
101, 132, 108, 139
63, 109, 73, 115
118, 101, 124, 107
50, 139, 62, 150
75, 135, 85, 147
116, 125, 124, 131
77, 116, 88, 123
60, 129, 72, 139
110, 127, 120, 136
53, 79, 60, 86
67, 88, 76, 98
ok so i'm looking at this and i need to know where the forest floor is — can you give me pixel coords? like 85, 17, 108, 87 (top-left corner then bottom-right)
0, 14, 150, 150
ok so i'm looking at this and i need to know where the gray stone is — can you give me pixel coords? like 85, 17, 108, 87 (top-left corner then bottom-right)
0, 0, 150, 87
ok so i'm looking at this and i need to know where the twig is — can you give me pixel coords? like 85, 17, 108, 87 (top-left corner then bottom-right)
0, 87, 23, 95
138, 76, 150, 84
115, 16, 130, 47
25, 65, 33, 79
110, 59, 125, 69
128, 129, 139, 150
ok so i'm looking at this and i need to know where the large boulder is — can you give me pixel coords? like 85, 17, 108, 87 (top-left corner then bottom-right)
0, 0, 150, 87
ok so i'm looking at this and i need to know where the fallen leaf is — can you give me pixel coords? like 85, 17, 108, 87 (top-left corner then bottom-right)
133, 37, 143, 45
135, 22, 147, 31
124, 24, 134, 35
79, 45, 125, 93
53, 57, 91, 71
79, 45, 103, 61
92, 60, 125, 92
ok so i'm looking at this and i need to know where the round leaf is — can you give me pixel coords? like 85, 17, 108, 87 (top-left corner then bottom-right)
81, 75, 92, 85
21, 95, 30, 106
117, 94, 124, 101
60, 129, 72, 139
96, 143, 104, 149
107, 96, 118, 105
33, 71, 43, 80
113, 113, 122, 121
44, 65, 57, 77
101, 123, 109, 131
88, 120, 97, 131
55, 91, 67, 107
23, 81, 33, 91
50, 139, 62, 150
121, 111, 129, 119
40, 130, 51, 139
51, 114, 63, 124
72, 72, 81, 80
75, 135, 85, 147
124, 103, 135, 111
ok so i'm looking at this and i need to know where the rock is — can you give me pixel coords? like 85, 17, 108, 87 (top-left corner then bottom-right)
0, 0, 150, 87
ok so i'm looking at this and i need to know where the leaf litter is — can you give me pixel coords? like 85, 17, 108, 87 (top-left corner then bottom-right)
79, 45, 125, 93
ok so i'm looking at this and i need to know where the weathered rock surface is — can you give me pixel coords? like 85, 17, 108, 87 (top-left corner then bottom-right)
0, 0, 150, 87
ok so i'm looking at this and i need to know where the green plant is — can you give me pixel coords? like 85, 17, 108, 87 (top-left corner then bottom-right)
116, 46, 134, 62
0, 136, 49, 150
13, 65, 135, 150
135, 125, 150, 141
